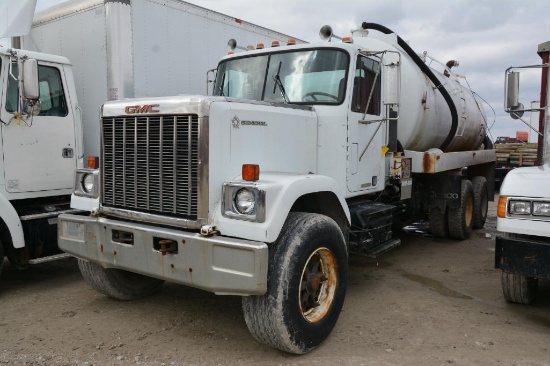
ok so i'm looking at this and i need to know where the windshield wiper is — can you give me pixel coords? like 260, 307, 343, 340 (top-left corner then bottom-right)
272, 61, 289, 103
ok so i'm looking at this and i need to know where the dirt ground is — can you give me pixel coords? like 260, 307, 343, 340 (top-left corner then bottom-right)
1, 195, 550, 366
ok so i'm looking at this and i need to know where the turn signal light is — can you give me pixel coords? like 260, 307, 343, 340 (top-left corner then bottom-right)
242, 164, 260, 181
87, 156, 99, 169
497, 196, 507, 218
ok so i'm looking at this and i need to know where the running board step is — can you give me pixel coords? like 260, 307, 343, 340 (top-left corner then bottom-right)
364, 238, 402, 258
28, 253, 72, 265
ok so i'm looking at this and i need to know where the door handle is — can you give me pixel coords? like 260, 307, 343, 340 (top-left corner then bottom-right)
62, 148, 74, 158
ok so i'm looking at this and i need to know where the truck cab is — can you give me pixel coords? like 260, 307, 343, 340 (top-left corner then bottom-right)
495, 40, 550, 304
0, 47, 81, 275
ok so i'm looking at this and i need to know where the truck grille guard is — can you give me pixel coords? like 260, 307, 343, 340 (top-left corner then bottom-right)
100, 113, 209, 229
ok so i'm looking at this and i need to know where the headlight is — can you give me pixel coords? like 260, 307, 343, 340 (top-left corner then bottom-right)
74, 169, 99, 198
235, 188, 256, 215
533, 202, 550, 216
222, 183, 265, 222
509, 200, 531, 215
81, 173, 94, 193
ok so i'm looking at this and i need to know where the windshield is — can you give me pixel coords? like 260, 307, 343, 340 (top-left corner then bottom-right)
213, 49, 349, 104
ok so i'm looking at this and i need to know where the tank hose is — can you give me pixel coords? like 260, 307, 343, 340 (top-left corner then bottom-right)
361, 22, 458, 152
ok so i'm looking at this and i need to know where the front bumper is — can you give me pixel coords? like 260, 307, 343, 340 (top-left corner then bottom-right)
495, 235, 550, 280
58, 214, 268, 295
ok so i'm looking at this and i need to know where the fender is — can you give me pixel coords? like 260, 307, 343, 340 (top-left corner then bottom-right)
213, 172, 350, 243
0, 193, 25, 248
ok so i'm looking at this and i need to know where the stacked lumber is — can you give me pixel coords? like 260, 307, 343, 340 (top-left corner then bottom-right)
495, 142, 538, 166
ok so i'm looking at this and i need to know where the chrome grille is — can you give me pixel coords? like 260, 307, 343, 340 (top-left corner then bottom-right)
102, 115, 199, 219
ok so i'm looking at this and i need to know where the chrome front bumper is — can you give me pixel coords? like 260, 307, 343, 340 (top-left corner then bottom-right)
58, 214, 268, 295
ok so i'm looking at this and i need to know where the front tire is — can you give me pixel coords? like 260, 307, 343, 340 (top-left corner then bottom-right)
242, 212, 348, 354
501, 271, 538, 304
78, 259, 164, 300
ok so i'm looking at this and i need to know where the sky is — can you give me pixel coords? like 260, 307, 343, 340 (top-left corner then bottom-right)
35, 0, 550, 143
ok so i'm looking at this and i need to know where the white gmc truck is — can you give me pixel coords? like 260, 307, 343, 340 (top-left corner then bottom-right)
57, 23, 495, 353
496, 40, 550, 304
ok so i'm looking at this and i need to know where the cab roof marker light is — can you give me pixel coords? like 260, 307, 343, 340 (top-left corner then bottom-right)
342, 36, 353, 44
287, 38, 296, 45
256, 43, 265, 49
246, 45, 255, 51
271, 40, 280, 47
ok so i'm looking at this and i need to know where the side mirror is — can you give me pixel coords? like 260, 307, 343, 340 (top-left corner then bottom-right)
505, 71, 524, 119
506, 71, 520, 109
384, 62, 400, 106
22, 58, 39, 100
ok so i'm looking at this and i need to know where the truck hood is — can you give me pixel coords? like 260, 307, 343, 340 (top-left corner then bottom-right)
500, 163, 550, 198
102, 95, 227, 117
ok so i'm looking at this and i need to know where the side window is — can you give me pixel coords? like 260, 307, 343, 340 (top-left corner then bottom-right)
6, 63, 68, 117
36, 65, 68, 117
6, 64, 19, 113
351, 56, 381, 116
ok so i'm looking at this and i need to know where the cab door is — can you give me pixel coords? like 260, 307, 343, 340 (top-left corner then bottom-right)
347, 55, 386, 193
2, 61, 76, 193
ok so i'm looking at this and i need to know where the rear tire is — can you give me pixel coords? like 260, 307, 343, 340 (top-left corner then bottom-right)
471, 176, 488, 229
242, 212, 348, 354
429, 206, 448, 237
0, 242, 4, 277
78, 259, 164, 300
448, 179, 474, 240
501, 272, 537, 304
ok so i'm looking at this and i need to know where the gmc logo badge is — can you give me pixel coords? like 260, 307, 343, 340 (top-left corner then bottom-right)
125, 104, 160, 114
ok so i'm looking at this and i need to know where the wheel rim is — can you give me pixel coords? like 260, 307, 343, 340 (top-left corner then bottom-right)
299, 247, 338, 323
465, 192, 474, 227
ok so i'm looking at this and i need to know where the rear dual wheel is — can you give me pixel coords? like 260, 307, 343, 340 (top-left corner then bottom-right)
448, 179, 474, 240
0, 242, 4, 277
429, 206, 448, 238
242, 212, 348, 354
428, 176, 488, 239
471, 176, 488, 229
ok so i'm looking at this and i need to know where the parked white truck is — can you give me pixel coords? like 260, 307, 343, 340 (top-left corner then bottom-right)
57, 23, 496, 353
0, 0, 300, 277
496, 40, 550, 304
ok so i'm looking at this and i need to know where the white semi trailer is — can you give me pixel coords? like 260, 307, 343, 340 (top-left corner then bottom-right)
496, 40, 550, 304
57, 23, 496, 353
0, 0, 302, 276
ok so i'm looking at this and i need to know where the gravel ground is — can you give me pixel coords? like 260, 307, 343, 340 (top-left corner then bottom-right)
1, 195, 549, 365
